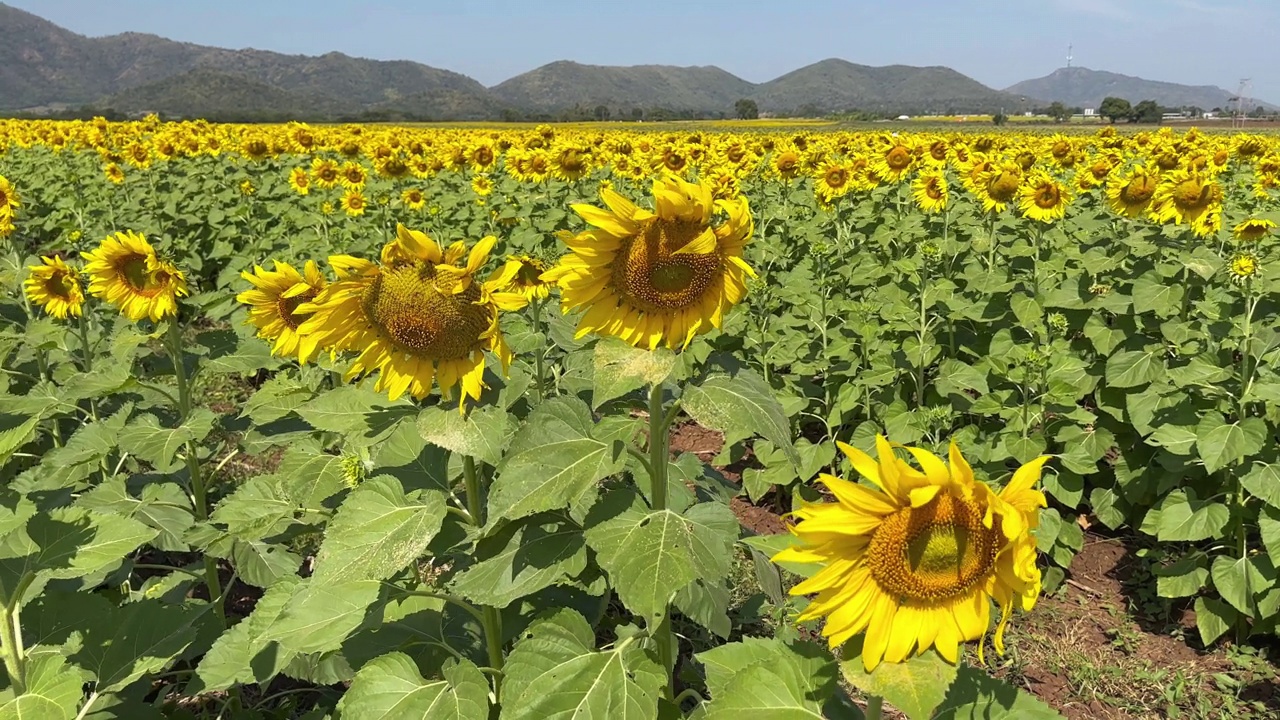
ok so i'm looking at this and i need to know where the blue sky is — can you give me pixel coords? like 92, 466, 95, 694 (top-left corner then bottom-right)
11, 0, 1278, 102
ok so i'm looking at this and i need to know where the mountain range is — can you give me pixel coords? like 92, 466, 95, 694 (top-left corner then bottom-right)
1, 2, 1273, 121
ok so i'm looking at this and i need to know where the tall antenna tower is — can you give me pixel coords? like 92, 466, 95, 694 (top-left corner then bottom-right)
1234, 79, 1252, 128
1066, 44, 1073, 69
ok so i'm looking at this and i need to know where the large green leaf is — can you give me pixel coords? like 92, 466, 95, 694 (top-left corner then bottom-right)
210, 474, 298, 541
841, 641, 957, 720
0, 653, 87, 720
592, 338, 676, 409
584, 491, 737, 621
73, 599, 209, 692
1211, 555, 1267, 616
1196, 414, 1267, 475
0, 414, 43, 467
1154, 489, 1228, 543
268, 579, 382, 656
932, 664, 1062, 719
1242, 463, 1280, 509
311, 476, 447, 584
1104, 348, 1163, 389
450, 514, 587, 609
336, 653, 489, 720
416, 403, 509, 466
700, 636, 846, 719
192, 577, 300, 692
499, 609, 665, 720
0, 507, 157, 594
1194, 595, 1236, 647
488, 397, 625, 525
683, 371, 799, 468
117, 409, 217, 473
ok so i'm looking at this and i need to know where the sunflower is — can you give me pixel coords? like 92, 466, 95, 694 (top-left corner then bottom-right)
237, 260, 328, 362
815, 160, 855, 204
873, 143, 916, 184
773, 436, 1049, 672
311, 158, 340, 188
296, 225, 527, 406
24, 255, 85, 319
341, 190, 367, 217
498, 255, 551, 301
1233, 218, 1275, 242
288, 167, 311, 196
976, 162, 1022, 214
239, 180, 256, 197
773, 150, 801, 181
911, 171, 948, 214
1228, 251, 1259, 284
542, 175, 754, 350
104, 163, 126, 185
1152, 169, 1222, 229
81, 230, 188, 322
554, 148, 592, 181
471, 174, 494, 197
1018, 172, 1072, 224
402, 188, 427, 211
1105, 164, 1159, 218
340, 162, 367, 189
0, 175, 19, 219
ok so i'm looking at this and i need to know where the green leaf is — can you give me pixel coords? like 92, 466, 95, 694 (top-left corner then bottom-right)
74, 599, 208, 692
230, 539, 302, 589
1131, 276, 1183, 317
117, 409, 217, 472
584, 491, 737, 621
242, 374, 314, 424
450, 515, 587, 609
699, 637, 842, 719
1242, 463, 1280, 509
674, 578, 732, 639
1194, 596, 1236, 647
192, 577, 300, 692
592, 338, 676, 409
500, 609, 665, 720
1153, 555, 1209, 599
683, 371, 799, 468
0, 414, 41, 467
841, 641, 957, 720
933, 664, 1063, 719
935, 359, 989, 398
296, 385, 394, 435
211, 475, 298, 541
488, 397, 626, 525
416, 403, 509, 465
1147, 423, 1198, 456
0, 653, 87, 720
1211, 555, 1266, 616
336, 653, 489, 720
1196, 413, 1267, 475
1154, 489, 1229, 542
1259, 506, 1280, 566
0, 507, 157, 591
1104, 348, 1163, 389
269, 579, 382, 656
312, 476, 447, 584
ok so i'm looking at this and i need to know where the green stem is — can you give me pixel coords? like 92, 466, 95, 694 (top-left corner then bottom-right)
532, 298, 547, 402
648, 384, 669, 512
461, 455, 504, 703
75, 314, 100, 422
166, 319, 224, 626
864, 695, 884, 720
0, 576, 33, 694
917, 261, 929, 410
33, 351, 63, 448
653, 609, 676, 701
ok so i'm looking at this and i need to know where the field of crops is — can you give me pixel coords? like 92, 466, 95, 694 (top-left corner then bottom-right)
0, 117, 1278, 719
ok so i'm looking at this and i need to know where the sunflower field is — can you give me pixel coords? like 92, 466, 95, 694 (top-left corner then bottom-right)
0, 117, 1278, 719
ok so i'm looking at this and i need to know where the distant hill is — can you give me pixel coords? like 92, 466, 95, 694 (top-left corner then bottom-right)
492, 61, 757, 113
756, 59, 1035, 115
1006, 67, 1277, 112
103, 69, 347, 121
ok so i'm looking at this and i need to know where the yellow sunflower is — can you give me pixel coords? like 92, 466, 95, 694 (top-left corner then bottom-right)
104, 163, 126, 185
81, 230, 188, 322
296, 225, 527, 407
542, 175, 755, 350
976, 162, 1022, 214
1105, 164, 1159, 219
471, 174, 494, 197
815, 160, 855, 204
237, 260, 328, 363
0, 175, 19, 219
498, 255, 551, 301
1233, 218, 1275, 242
774, 437, 1049, 672
911, 171, 948, 214
1152, 169, 1222, 229
1018, 172, 1072, 224
873, 142, 916, 184
402, 187, 427, 211
311, 157, 340, 188
341, 190, 367, 217
288, 167, 311, 196
24, 255, 85, 319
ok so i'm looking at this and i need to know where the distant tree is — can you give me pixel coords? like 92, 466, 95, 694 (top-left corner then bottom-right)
992, 112, 1008, 126
1130, 100, 1162, 123
1250, 105, 1267, 118
734, 98, 759, 120
594, 104, 611, 121
1098, 97, 1131, 124
1046, 102, 1070, 122
630, 107, 644, 121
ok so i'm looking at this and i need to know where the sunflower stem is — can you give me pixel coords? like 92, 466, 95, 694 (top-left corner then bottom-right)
531, 297, 547, 402
165, 319, 224, 626
647, 383, 669, 512
864, 694, 884, 720
75, 313, 101, 427
462, 455, 505, 703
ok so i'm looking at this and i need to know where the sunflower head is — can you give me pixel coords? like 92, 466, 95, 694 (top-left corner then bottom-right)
297, 225, 527, 407
543, 175, 755, 351
1018, 172, 1072, 223
498, 254, 551, 301
773, 436, 1049, 672
237, 260, 328, 362
1105, 165, 1158, 219
24, 255, 85, 320
1228, 252, 1260, 284
81, 231, 188, 323
912, 171, 948, 214
1233, 218, 1275, 242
